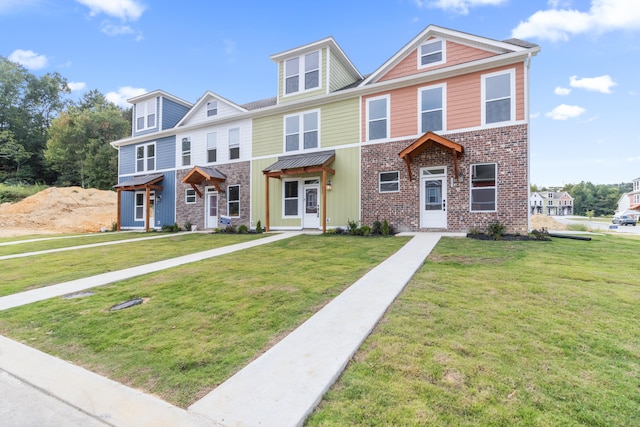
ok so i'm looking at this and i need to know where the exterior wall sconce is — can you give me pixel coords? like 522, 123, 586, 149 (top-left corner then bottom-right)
156, 194, 162, 202
326, 180, 333, 191
458, 172, 464, 183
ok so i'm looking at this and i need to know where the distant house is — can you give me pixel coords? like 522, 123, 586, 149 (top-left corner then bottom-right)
616, 177, 640, 216
530, 191, 573, 216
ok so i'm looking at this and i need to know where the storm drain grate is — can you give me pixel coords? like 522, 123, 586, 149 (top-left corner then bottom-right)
110, 297, 144, 311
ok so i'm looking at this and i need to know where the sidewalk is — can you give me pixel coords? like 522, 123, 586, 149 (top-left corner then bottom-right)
0, 232, 460, 426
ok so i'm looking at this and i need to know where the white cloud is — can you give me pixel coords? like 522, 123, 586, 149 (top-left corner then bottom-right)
545, 104, 586, 120
569, 75, 617, 93
101, 21, 134, 36
105, 86, 146, 108
8, 49, 48, 69
512, 0, 640, 41
530, 112, 541, 119
75, 0, 145, 21
413, 0, 506, 15
554, 87, 571, 95
67, 82, 87, 91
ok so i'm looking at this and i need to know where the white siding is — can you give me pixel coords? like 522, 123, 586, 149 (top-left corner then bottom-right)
179, 96, 245, 127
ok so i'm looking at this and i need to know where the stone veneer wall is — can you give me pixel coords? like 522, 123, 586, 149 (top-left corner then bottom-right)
361, 124, 529, 233
175, 161, 251, 230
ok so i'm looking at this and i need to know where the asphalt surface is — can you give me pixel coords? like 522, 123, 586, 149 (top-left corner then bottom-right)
552, 215, 640, 234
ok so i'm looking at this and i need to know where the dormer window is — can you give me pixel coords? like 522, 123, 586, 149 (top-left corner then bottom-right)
285, 50, 320, 95
419, 39, 444, 68
207, 100, 218, 117
135, 99, 156, 131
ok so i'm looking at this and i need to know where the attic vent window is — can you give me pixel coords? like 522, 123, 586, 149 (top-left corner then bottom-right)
420, 40, 444, 67
207, 100, 218, 117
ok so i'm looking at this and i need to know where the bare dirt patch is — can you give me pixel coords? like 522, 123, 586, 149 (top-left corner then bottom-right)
0, 187, 117, 237
530, 214, 567, 230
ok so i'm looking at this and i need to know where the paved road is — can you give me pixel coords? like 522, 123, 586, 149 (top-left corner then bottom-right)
552, 215, 640, 234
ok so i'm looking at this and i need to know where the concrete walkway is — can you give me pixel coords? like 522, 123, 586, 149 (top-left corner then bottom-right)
0, 232, 460, 426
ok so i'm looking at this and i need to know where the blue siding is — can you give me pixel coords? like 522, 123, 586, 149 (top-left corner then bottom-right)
119, 145, 135, 175
157, 135, 176, 170
118, 171, 176, 229
162, 98, 190, 130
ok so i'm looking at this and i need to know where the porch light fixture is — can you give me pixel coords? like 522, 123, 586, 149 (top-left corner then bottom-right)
458, 171, 464, 183
326, 180, 333, 191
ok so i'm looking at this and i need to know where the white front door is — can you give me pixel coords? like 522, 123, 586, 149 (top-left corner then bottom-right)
420, 167, 447, 229
303, 181, 320, 229
149, 191, 156, 228
205, 188, 218, 229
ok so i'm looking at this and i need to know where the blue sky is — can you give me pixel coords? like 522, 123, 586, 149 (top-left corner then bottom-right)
2, 0, 640, 187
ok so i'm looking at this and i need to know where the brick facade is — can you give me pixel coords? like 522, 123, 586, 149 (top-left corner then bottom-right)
361, 124, 529, 233
176, 161, 251, 230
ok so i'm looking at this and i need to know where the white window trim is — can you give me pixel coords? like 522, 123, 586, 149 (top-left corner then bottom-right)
206, 132, 217, 163
181, 137, 191, 167
206, 100, 218, 117
469, 163, 497, 212
379, 171, 400, 193
418, 83, 447, 133
134, 191, 145, 221
283, 49, 322, 97
366, 95, 390, 141
227, 184, 240, 217
481, 68, 516, 126
136, 142, 156, 173
228, 128, 240, 160
185, 188, 196, 204
283, 109, 320, 153
282, 179, 301, 218
135, 98, 157, 132
418, 38, 445, 69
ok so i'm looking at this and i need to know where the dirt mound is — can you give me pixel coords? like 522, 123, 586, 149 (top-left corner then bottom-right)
531, 214, 567, 230
0, 187, 117, 236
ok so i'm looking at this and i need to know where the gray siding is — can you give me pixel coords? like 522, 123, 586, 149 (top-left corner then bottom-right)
162, 98, 190, 130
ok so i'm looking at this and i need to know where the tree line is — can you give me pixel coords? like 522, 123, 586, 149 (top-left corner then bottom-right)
0, 56, 130, 189
532, 182, 633, 217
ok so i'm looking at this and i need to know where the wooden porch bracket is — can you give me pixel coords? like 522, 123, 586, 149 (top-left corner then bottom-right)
399, 131, 464, 181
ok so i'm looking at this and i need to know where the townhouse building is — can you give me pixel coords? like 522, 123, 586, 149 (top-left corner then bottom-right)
111, 25, 540, 234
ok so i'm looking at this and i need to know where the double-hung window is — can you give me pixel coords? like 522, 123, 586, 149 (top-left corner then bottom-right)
470, 163, 497, 211
284, 111, 318, 152
181, 137, 191, 166
367, 96, 389, 140
419, 39, 444, 67
229, 128, 240, 160
185, 189, 196, 204
228, 185, 240, 217
283, 180, 299, 217
134, 192, 145, 221
420, 84, 445, 133
136, 143, 155, 172
483, 70, 514, 124
206, 132, 217, 163
379, 172, 399, 193
284, 51, 320, 95
135, 99, 156, 131
207, 100, 218, 117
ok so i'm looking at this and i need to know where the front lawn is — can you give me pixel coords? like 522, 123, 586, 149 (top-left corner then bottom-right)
307, 235, 640, 426
0, 234, 408, 407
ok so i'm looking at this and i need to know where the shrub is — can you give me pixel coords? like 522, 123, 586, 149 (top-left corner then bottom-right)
372, 220, 382, 235
487, 220, 505, 240
237, 224, 248, 234
255, 220, 263, 233
531, 228, 549, 240
224, 225, 237, 234
184, 221, 193, 231
382, 220, 390, 236
347, 219, 359, 235
162, 223, 181, 233
360, 225, 371, 236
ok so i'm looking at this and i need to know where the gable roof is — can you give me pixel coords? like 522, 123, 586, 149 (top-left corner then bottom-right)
127, 90, 193, 109
175, 91, 248, 127
270, 36, 362, 82
361, 24, 540, 86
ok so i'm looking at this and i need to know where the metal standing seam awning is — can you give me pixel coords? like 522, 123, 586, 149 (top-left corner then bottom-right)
181, 166, 227, 197
113, 173, 164, 232
262, 149, 336, 233
398, 131, 464, 181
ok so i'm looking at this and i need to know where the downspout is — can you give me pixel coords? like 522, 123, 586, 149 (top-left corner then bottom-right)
525, 51, 532, 232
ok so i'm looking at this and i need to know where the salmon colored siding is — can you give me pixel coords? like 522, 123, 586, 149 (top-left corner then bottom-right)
379, 40, 497, 82
361, 62, 526, 141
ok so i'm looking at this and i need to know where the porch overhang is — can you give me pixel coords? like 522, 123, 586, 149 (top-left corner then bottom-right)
181, 166, 227, 197
262, 150, 336, 233
113, 173, 164, 232
399, 131, 464, 181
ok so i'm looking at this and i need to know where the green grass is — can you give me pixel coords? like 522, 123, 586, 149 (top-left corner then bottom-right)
307, 235, 640, 426
0, 234, 408, 407
0, 232, 165, 256
0, 233, 266, 296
